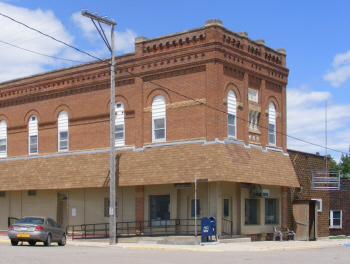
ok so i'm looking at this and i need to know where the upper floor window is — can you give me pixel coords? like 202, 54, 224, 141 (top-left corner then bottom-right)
227, 90, 236, 138
115, 102, 125, 146
28, 115, 38, 154
152, 95, 166, 142
0, 120, 7, 158
268, 102, 276, 145
58, 111, 69, 151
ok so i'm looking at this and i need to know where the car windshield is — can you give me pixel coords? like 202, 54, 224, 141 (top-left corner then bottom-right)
16, 218, 44, 225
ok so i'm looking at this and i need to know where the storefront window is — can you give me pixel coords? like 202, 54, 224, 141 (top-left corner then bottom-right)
150, 195, 170, 226
245, 199, 258, 225
265, 199, 277, 224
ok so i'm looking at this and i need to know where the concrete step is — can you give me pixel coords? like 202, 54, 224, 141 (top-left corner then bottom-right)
138, 236, 201, 245
218, 237, 252, 243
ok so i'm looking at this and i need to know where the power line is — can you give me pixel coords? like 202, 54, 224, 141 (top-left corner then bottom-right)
0, 12, 102, 62
0, 12, 348, 156
0, 39, 88, 63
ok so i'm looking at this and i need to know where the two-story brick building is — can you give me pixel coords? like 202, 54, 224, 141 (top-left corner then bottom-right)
0, 19, 299, 240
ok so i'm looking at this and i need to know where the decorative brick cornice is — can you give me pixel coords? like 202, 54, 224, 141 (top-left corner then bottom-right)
0, 78, 135, 109
222, 32, 283, 66
249, 75, 262, 89
143, 99, 206, 113
222, 50, 287, 83
143, 65, 206, 82
223, 65, 244, 81
142, 33, 206, 54
266, 81, 282, 92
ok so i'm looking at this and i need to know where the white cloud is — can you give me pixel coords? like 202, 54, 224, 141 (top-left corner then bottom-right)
323, 50, 350, 87
0, 2, 75, 82
71, 11, 137, 54
287, 87, 350, 160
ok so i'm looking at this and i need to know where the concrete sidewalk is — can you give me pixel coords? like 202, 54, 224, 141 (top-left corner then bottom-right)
0, 235, 349, 252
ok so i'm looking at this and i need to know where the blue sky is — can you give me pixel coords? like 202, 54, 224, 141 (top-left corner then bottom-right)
1, 0, 350, 161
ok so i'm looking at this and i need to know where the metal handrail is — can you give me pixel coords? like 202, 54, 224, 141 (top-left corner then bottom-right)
66, 218, 202, 240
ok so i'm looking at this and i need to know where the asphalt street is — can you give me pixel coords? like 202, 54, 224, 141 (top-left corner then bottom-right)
1, 236, 350, 264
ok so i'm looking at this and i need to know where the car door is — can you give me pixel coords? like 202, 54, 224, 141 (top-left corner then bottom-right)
47, 219, 59, 241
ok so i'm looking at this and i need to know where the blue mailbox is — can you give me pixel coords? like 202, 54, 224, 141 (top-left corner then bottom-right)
201, 216, 216, 242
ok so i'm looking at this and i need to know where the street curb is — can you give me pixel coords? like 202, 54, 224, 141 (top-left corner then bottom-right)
252, 245, 321, 251
114, 245, 224, 252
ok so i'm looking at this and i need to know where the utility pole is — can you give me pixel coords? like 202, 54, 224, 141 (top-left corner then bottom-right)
81, 9, 117, 245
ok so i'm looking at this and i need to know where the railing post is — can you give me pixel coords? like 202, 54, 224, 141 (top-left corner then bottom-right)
127, 222, 129, 237
165, 220, 168, 236
140, 221, 142, 237
84, 225, 86, 239
93, 224, 95, 238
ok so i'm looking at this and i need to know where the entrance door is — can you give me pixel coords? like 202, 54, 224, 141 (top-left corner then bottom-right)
293, 200, 319, 241
309, 201, 317, 241
57, 193, 68, 229
222, 196, 232, 236
293, 201, 309, 240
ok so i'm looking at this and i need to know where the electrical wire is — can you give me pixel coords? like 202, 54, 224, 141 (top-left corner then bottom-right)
0, 12, 348, 156
0, 12, 102, 62
0, 39, 88, 63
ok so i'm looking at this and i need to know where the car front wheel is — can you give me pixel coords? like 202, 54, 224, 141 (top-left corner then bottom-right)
58, 234, 66, 246
44, 234, 51, 246
11, 240, 18, 246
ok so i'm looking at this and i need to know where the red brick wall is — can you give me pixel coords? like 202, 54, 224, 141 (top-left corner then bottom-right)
0, 22, 288, 158
287, 150, 330, 237
329, 180, 350, 236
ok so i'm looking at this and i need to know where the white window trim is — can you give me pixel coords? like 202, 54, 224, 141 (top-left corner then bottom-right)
58, 111, 69, 152
0, 120, 7, 158
227, 90, 237, 138
115, 102, 125, 146
312, 199, 322, 212
58, 131, 69, 152
28, 116, 38, 155
152, 95, 166, 142
329, 210, 342, 229
268, 124, 276, 146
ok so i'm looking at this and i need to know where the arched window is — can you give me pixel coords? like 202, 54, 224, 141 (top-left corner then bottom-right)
268, 102, 276, 145
227, 90, 237, 138
152, 95, 166, 142
0, 120, 7, 158
115, 102, 125, 146
28, 115, 38, 154
58, 111, 69, 151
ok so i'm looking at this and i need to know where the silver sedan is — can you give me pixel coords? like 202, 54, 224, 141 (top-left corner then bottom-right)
8, 216, 66, 246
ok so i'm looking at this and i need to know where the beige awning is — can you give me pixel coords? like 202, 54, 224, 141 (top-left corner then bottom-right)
0, 142, 299, 191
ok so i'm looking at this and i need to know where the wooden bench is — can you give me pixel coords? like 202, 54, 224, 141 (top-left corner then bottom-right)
273, 227, 296, 241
